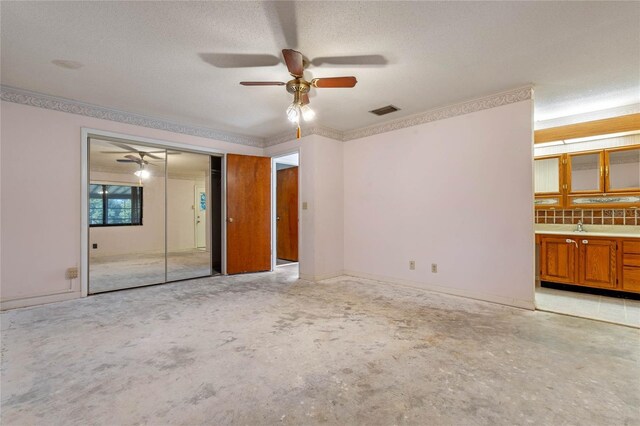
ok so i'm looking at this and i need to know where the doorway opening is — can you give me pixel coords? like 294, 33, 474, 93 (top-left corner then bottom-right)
86, 135, 223, 294
272, 152, 300, 274
533, 131, 640, 327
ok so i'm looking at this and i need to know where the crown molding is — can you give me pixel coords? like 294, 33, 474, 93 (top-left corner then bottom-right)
265, 85, 533, 145
0, 85, 264, 148
342, 85, 533, 141
2, 84, 533, 148
264, 124, 344, 147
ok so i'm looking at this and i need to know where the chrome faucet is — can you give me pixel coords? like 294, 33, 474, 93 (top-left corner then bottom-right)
575, 220, 585, 232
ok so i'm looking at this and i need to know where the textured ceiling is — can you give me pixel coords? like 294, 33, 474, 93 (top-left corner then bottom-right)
2, 1, 639, 139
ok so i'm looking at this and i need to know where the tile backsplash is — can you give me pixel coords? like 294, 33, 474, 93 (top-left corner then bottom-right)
535, 209, 639, 226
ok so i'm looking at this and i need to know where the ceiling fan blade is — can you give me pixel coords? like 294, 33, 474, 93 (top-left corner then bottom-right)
148, 150, 182, 155
143, 152, 163, 160
310, 55, 388, 67
311, 76, 358, 88
302, 93, 310, 105
110, 142, 139, 153
124, 154, 142, 163
240, 81, 286, 86
199, 53, 280, 68
282, 49, 304, 77
116, 159, 137, 163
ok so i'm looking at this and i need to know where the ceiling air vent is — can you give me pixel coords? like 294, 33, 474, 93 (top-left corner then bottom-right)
369, 105, 400, 116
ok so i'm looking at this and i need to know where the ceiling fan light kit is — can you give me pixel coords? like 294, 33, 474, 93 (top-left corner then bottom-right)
240, 49, 358, 139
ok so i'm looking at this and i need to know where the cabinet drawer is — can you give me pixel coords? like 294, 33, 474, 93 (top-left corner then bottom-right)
622, 267, 640, 293
623, 253, 640, 267
623, 240, 640, 254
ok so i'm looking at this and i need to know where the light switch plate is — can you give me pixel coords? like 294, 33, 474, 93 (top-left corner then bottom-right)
302, 202, 308, 210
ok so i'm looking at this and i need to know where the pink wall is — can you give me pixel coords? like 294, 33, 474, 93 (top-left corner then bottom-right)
2, 98, 533, 310
0, 101, 261, 309
343, 101, 535, 308
265, 134, 344, 281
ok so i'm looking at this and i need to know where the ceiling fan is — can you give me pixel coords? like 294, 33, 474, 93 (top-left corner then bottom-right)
239, 49, 358, 138
114, 152, 157, 180
100, 142, 182, 157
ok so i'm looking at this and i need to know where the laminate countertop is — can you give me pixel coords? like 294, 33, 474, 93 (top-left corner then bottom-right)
534, 224, 640, 239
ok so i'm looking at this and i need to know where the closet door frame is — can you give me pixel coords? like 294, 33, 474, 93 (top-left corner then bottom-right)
81, 128, 225, 298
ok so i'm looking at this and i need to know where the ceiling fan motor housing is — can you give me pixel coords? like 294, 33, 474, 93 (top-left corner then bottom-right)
286, 79, 310, 95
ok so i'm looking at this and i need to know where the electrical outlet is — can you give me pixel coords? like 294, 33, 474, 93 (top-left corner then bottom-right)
409, 260, 415, 270
92, 243, 98, 249
431, 263, 438, 273
66, 267, 79, 279
302, 202, 308, 210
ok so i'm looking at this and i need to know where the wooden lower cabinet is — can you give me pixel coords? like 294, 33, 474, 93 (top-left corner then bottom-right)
539, 234, 640, 293
622, 240, 640, 292
540, 237, 578, 284
578, 238, 616, 289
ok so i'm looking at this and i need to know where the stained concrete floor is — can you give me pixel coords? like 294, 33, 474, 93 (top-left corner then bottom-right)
1, 265, 639, 425
89, 250, 211, 293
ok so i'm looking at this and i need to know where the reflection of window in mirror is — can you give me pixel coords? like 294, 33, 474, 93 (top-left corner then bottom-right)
608, 148, 640, 191
534, 157, 560, 193
571, 153, 601, 192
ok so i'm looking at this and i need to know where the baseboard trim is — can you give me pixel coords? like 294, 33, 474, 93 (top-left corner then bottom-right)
299, 271, 345, 282
342, 270, 535, 310
1, 291, 81, 311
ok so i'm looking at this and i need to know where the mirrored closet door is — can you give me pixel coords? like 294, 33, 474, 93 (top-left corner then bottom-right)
88, 137, 221, 294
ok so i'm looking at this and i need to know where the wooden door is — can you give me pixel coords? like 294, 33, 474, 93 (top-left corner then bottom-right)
540, 236, 577, 284
226, 154, 271, 274
277, 167, 299, 261
578, 238, 617, 289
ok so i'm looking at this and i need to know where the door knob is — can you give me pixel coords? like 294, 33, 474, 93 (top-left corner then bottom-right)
277, 216, 280, 221
228, 217, 234, 223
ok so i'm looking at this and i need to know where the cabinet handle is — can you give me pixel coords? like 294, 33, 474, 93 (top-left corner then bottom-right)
605, 166, 609, 177
600, 166, 603, 177
565, 238, 578, 248
582, 240, 588, 244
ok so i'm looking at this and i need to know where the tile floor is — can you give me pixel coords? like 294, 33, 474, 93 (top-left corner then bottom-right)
536, 286, 640, 328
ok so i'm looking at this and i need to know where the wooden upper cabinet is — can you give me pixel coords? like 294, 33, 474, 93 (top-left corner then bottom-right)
578, 238, 617, 289
534, 144, 640, 209
605, 146, 640, 193
567, 150, 604, 194
534, 154, 565, 209
534, 155, 563, 194
540, 236, 578, 284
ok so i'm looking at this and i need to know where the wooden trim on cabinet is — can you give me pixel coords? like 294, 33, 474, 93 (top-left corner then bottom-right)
604, 145, 640, 193
534, 113, 640, 144
566, 150, 605, 194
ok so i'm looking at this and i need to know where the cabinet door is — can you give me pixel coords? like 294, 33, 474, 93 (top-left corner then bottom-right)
540, 237, 578, 284
622, 240, 640, 293
605, 146, 640, 193
578, 239, 617, 289
534, 156, 563, 194
568, 151, 604, 194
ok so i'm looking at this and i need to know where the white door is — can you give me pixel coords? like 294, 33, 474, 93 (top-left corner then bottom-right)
195, 185, 206, 248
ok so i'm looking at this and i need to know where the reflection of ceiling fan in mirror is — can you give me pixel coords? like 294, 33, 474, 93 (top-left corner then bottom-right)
100, 141, 182, 161
100, 142, 181, 181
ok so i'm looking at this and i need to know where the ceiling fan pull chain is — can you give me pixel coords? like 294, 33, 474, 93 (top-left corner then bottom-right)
296, 126, 301, 139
